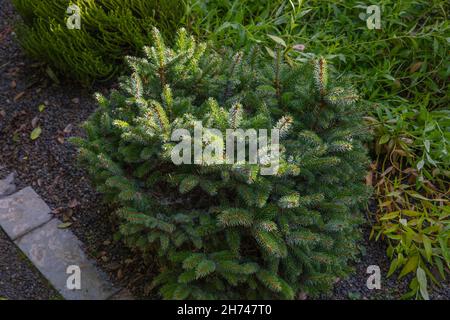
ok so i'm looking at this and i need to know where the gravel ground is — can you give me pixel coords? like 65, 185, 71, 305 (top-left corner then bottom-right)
0, 0, 158, 299
0, 1, 60, 301
0, 0, 448, 300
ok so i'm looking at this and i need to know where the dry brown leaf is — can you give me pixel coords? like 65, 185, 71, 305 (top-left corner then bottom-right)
375, 177, 385, 187
52, 207, 64, 215
68, 198, 80, 208
63, 123, 73, 134
392, 149, 408, 157
370, 162, 378, 170
31, 116, 39, 128
408, 174, 417, 185
381, 166, 394, 177
409, 61, 422, 73
404, 167, 417, 175
13, 91, 25, 102
365, 172, 373, 186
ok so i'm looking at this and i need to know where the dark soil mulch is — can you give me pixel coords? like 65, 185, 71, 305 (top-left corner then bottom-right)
0, 0, 448, 300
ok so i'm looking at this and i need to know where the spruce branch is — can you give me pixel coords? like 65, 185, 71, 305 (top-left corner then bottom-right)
314, 56, 328, 96
274, 48, 283, 109
274, 115, 293, 138
228, 102, 243, 129
223, 51, 243, 100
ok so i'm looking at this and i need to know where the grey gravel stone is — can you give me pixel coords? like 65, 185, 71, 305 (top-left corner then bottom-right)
0, 187, 52, 240
0, 172, 16, 198
15, 218, 118, 300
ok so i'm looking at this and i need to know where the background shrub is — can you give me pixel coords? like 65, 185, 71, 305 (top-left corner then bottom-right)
72, 29, 370, 299
12, 0, 186, 84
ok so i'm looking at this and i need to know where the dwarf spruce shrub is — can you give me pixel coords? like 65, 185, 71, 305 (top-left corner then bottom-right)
72, 29, 370, 299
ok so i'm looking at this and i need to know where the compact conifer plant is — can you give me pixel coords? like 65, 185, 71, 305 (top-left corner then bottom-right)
72, 28, 371, 299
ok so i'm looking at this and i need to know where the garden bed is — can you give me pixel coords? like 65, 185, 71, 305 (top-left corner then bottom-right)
0, 0, 448, 300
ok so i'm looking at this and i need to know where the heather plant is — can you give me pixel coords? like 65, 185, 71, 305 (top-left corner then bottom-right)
72, 29, 370, 299
12, 0, 185, 84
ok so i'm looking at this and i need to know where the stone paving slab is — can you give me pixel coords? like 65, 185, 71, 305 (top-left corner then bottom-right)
0, 187, 52, 240
15, 218, 119, 300
0, 172, 16, 198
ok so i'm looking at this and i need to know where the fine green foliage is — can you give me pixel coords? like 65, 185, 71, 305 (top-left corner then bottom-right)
72, 29, 370, 299
187, 0, 448, 111
12, 0, 186, 84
